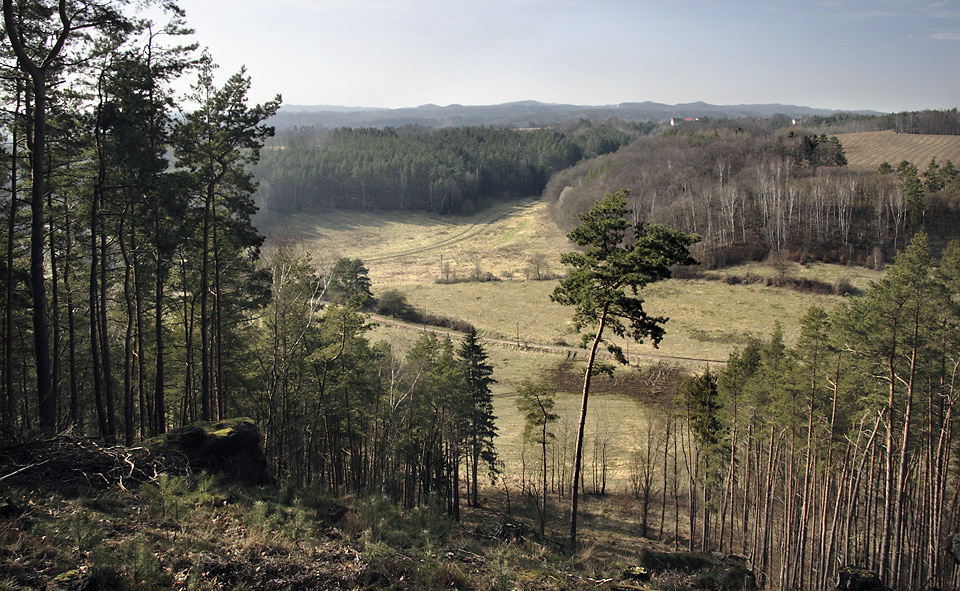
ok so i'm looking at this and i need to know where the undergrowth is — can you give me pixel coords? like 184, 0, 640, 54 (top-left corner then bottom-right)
0, 471, 648, 591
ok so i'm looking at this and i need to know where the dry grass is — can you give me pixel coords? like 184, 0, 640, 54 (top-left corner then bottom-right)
837, 130, 960, 171
391, 261, 880, 365
256, 197, 574, 286
259, 199, 881, 366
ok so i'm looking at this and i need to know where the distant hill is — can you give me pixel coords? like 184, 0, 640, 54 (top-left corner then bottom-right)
271, 100, 879, 129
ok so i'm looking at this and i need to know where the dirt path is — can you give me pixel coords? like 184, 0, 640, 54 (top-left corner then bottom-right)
369, 313, 725, 368
363, 207, 509, 262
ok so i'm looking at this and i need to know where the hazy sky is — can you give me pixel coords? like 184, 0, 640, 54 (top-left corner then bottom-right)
169, 0, 960, 113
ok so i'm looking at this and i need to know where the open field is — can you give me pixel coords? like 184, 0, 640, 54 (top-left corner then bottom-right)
260, 199, 883, 369
391, 262, 879, 365
838, 129, 960, 171
261, 201, 885, 493
256, 198, 574, 285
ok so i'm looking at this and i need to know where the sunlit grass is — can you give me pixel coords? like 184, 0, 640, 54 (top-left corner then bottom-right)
391, 268, 880, 364
275, 199, 885, 364
256, 197, 573, 285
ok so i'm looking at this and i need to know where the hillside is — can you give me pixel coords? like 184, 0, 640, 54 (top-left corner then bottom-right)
838, 129, 960, 170
0, 434, 688, 591
544, 124, 960, 268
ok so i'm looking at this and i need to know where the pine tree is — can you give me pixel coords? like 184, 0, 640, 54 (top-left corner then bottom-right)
172, 58, 280, 421
836, 233, 941, 584
2, 0, 132, 435
327, 257, 373, 306
551, 188, 699, 546
458, 328, 497, 506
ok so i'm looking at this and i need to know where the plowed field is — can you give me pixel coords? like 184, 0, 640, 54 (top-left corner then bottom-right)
838, 130, 960, 170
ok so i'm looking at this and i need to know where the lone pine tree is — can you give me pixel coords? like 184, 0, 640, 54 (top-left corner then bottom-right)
551, 188, 699, 547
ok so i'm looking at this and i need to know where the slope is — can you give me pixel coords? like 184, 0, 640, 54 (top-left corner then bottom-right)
838, 129, 960, 170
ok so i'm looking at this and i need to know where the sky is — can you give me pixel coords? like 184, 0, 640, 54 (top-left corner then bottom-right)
167, 0, 960, 113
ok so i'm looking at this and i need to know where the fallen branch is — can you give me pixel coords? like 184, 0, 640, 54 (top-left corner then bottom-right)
0, 460, 51, 483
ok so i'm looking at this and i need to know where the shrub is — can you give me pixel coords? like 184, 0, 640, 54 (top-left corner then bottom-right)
833, 276, 856, 296
669, 264, 703, 279
375, 289, 412, 318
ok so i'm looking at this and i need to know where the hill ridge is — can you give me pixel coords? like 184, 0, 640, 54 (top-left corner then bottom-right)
273, 100, 879, 128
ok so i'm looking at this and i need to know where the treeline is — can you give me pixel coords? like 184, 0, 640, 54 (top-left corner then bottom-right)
253, 248, 500, 512
0, 1, 284, 442
802, 108, 960, 136
252, 122, 636, 214
547, 122, 960, 268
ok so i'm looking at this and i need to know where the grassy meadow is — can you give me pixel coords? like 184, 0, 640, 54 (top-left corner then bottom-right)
257, 198, 884, 492
257, 198, 882, 367
256, 198, 575, 285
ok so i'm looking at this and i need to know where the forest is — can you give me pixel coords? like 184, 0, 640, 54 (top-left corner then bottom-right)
545, 120, 960, 269
5, 1, 960, 590
252, 122, 636, 214
645, 233, 960, 591
799, 108, 960, 135
0, 0, 508, 511
542, 233, 960, 591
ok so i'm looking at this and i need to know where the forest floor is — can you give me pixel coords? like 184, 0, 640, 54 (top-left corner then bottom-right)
0, 435, 741, 591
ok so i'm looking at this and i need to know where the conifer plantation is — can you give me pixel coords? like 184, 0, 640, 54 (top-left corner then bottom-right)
639, 233, 960, 590
5, 2, 960, 590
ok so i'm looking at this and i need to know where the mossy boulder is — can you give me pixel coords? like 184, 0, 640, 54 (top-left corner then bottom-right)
836, 566, 887, 591
147, 418, 272, 485
638, 549, 756, 591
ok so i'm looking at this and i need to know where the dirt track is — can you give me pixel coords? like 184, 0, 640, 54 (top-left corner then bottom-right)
362, 208, 508, 262
368, 313, 725, 368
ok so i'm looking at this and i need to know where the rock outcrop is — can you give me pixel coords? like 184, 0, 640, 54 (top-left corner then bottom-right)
150, 417, 272, 486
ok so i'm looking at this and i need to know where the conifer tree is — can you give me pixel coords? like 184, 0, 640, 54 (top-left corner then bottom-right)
327, 257, 373, 306
551, 188, 699, 546
458, 328, 497, 506
836, 233, 941, 583
2, 0, 132, 434
172, 58, 280, 421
